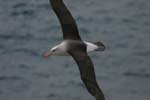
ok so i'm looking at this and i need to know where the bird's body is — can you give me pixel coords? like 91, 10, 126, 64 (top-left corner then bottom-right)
46, 40, 105, 56
44, 0, 106, 100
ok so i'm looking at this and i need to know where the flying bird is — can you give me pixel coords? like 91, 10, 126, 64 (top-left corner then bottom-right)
44, 0, 105, 100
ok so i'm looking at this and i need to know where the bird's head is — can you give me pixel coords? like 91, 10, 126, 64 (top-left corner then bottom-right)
44, 43, 68, 57
44, 46, 60, 57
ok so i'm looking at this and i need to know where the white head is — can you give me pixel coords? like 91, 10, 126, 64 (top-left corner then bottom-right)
44, 41, 68, 57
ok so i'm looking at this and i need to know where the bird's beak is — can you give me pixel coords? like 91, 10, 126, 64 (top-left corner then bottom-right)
43, 51, 53, 57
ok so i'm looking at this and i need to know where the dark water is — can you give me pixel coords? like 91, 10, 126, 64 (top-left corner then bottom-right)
0, 0, 150, 100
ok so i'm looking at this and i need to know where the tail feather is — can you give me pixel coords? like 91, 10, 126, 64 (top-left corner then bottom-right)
93, 41, 105, 51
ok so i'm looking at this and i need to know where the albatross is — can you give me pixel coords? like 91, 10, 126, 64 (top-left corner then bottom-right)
44, 0, 105, 100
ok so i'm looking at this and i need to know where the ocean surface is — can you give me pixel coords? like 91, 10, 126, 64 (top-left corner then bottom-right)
0, 0, 150, 100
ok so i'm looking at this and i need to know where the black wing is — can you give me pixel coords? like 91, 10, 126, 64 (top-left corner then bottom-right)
69, 50, 105, 100
50, 0, 81, 40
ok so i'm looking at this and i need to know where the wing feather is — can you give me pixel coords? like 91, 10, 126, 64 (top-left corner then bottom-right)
69, 51, 105, 100
50, 0, 81, 40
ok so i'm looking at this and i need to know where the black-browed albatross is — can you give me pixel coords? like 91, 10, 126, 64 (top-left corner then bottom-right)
44, 0, 105, 100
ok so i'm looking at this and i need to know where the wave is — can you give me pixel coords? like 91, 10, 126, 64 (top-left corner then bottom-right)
0, 34, 33, 40
0, 76, 23, 81
123, 72, 150, 78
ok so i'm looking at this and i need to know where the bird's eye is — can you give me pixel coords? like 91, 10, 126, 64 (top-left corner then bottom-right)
52, 49, 56, 52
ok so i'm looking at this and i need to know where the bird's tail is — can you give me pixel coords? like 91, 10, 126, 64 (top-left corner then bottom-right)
93, 41, 105, 51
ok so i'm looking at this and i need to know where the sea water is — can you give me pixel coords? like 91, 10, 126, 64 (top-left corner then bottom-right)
0, 0, 150, 100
